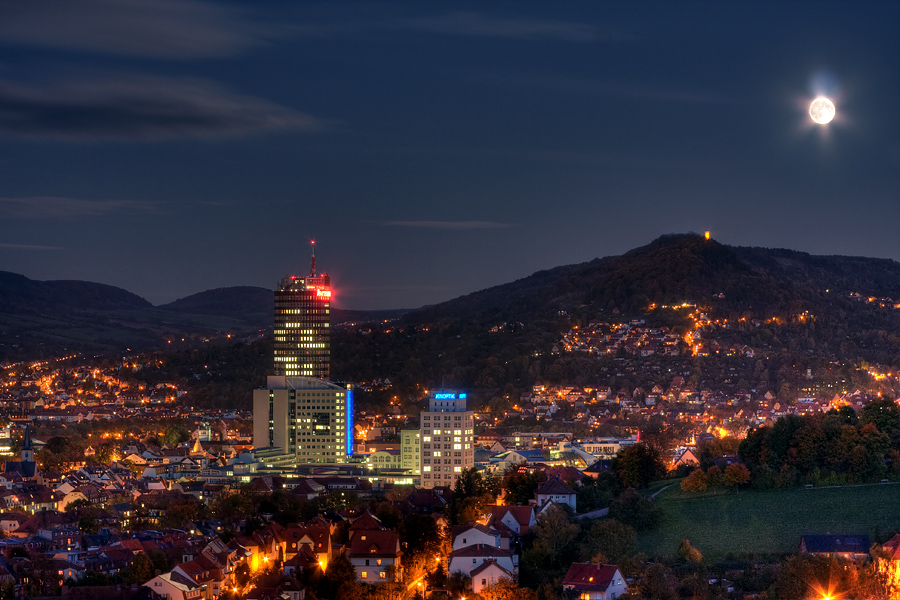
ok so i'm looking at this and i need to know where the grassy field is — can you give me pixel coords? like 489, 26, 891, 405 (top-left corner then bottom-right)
637, 482, 900, 561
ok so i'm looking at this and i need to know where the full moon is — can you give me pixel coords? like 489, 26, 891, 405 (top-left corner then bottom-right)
809, 97, 836, 124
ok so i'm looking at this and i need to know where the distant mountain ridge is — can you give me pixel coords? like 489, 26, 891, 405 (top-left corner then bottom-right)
0, 270, 152, 312
3, 234, 899, 363
402, 234, 900, 325
0, 275, 408, 361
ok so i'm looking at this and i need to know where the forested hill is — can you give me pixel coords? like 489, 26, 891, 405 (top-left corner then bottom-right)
330, 234, 899, 405
0, 277, 407, 362
401, 233, 900, 326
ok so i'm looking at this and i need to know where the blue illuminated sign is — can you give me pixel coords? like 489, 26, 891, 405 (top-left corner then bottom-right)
346, 389, 354, 456
433, 392, 466, 399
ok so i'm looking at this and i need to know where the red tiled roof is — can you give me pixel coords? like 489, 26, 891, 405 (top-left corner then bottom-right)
562, 563, 620, 592
348, 530, 400, 558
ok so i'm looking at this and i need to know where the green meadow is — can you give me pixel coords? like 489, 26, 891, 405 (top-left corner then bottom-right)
637, 482, 900, 560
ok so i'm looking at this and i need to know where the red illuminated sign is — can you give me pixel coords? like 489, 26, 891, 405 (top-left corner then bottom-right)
316, 289, 332, 299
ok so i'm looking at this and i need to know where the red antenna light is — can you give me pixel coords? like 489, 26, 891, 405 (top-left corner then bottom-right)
310, 240, 316, 276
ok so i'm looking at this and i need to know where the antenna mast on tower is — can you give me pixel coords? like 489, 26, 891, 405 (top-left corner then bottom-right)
310, 240, 316, 276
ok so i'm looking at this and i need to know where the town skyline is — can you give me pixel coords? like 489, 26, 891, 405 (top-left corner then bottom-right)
1, 1, 898, 310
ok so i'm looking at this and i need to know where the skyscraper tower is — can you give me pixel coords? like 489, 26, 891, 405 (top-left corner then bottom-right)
274, 241, 332, 379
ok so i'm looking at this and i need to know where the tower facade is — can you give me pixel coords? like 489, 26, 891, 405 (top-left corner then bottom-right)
420, 391, 474, 489
253, 375, 353, 464
274, 242, 331, 379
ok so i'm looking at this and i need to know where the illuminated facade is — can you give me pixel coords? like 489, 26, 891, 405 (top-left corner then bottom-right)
274, 243, 331, 378
400, 429, 421, 476
253, 376, 353, 464
420, 391, 474, 489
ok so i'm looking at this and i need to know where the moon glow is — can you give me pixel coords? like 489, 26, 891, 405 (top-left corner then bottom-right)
809, 97, 836, 124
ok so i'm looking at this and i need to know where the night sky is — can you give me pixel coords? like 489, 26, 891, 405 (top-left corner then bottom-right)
1, 1, 898, 310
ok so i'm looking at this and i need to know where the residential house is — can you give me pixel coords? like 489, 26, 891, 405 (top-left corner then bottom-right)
562, 563, 628, 600
485, 505, 536, 537
533, 476, 577, 513
144, 571, 204, 600
800, 535, 871, 561
470, 559, 515, 594
348, 530, 402, 583
451, 523, 504, 551
447, 544, 517, 580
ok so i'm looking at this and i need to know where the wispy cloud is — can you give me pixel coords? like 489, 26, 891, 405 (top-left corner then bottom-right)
0, 243, 63, 250
0, 196, 161, 219
391, 12, 626, 43
0, 76, 323, 141
0, 0, 262, 59
383, 220, 515, 230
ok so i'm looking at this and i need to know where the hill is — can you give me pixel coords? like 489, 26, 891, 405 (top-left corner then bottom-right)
638, 482, 900, 560
0, 275, 411, 362
160, 286, 272, 319
403, 233, 900, 325
0, 270, 151, 312
333, 234, 900, 397
3, 234, 899, 389
159, 285, 409, 326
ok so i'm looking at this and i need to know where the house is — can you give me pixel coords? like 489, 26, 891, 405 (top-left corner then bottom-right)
447, 544, 517, 580
172, 555, 228, 600
485, 505, 536, 537
143, 571, 203, 600
0, 513, 28, 536
882, 533, 900, 560
470, 559, 515, 594
673, 447, 700, 468
451, 523, 504, 551
800, 535, 871, 561
562, 563, 628, 600
348, 529, 401, 583
533, 475, 577, 512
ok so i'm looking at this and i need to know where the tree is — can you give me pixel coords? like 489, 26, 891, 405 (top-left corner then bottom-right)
521, 504, 579, 586
636, 563, 677, 600
78, 513, 100, 535
680, 469, 707, 493
162, 425, 190, 446
580, 519, 636, 565
608, 488, 662, 531
480, 577, 537, 600
678, 539, 703, 564
65, 498, 93, 512
705, 465, 722, 488
446, 572, 471, 597
612, 444, 667, 489
576, 473, 618, 512
503, 468, 547, 506
860, 398, 900, 444
773, 554, 858, 600
448, 467, 495, 526
399, 513, 443, 560
160, 498, 201, 529
322, 553, 360, 600
723, 463, 750, 492
122, 552, 155, 585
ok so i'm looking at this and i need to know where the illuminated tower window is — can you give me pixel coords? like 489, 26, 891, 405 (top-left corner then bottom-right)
273, 241, 331, 380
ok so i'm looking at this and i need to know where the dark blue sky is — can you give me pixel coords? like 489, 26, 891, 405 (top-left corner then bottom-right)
1, 1, 898, 309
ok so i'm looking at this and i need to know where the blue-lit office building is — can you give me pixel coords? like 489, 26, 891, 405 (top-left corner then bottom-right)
253, 375, 353, 464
